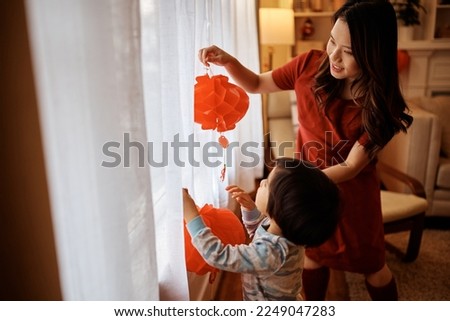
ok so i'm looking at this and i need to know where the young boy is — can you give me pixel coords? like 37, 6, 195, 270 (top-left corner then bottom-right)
183, 158, 340, 300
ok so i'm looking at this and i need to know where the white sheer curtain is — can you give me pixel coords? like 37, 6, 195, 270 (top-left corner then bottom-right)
26, 0, 158, 300
140, 0, 262, 300
26, 0, 261, 300
191, 0, 264, 205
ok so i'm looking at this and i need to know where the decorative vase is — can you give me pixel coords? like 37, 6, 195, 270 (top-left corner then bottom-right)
398, 25, 414, 42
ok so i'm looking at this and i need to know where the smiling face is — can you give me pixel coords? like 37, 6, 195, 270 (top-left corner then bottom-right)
326, 18, 361, 83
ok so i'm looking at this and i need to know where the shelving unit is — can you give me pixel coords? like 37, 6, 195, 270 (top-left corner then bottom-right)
294, 11, 334, 17
293, 11, 333, 54
259, 0, 450, 97
423, 1, 450, 40
291, 1, 450, 98
292, 1, 450, 42
291, 1, 450, 50
433, 4, 450, 39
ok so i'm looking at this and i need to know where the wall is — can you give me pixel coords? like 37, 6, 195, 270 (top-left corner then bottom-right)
0, 0, 62, 300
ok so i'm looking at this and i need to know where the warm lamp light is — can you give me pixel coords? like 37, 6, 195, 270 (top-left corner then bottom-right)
259, 8, 295, 70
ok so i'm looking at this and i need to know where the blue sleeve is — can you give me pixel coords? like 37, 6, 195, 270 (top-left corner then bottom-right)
189, 226, 287, 274
186, 216, 206, 237
241, 208, 264, 238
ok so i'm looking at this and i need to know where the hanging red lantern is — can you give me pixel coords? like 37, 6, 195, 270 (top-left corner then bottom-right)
194, 73, 249, 133
397, 50, 410, 73
184, 204, 246, 282
194, 73, 250, 180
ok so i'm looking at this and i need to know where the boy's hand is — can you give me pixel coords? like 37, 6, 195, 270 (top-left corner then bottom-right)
226, 185, 256, 211
182, 188, 199, 223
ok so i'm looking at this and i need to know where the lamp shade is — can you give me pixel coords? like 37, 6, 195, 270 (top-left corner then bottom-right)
259, 8, 295, 45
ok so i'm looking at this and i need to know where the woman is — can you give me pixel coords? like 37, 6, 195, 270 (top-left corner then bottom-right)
198, 0, 412, 300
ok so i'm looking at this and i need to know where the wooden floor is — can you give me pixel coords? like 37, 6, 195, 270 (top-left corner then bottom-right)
213, 269, 350, 301
213, 271, 243, 300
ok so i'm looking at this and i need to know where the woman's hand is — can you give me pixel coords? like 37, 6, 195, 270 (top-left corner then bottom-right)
182, 188, 199, 223
197, 45, 279, 94
198, 45, 234, 67
322, 141, 371, 183
226, 185, 256, 211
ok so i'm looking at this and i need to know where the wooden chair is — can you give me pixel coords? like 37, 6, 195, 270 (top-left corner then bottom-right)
377, 161, 428, 262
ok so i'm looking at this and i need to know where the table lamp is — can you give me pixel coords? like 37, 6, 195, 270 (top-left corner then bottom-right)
259, 8, 295, 71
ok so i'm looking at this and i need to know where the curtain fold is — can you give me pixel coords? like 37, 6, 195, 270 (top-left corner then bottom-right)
140, 0, 194, 300
141, 0, 262, 300
26, 0, 261, 300
25, 0, 159, 300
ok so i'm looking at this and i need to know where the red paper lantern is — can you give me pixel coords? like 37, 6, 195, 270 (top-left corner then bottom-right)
397, 50, 410, 73
184, 204, 246, 281
194, 74, 249, 134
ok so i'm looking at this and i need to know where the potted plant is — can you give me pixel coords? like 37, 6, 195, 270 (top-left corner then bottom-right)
393, 0, 427, 41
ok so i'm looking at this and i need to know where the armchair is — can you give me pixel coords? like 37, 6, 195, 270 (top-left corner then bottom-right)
265, 91, 428, 262
378, 96, 450, 218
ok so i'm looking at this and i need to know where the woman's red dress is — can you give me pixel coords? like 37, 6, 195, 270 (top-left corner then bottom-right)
272, 50, 385, 273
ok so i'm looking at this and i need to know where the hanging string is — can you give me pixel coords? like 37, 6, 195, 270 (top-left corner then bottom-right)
205, 0, 226, 181
205, 0, 211, 45
204, 0, 214, 77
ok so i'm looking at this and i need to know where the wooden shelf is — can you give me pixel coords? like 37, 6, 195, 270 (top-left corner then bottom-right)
294, 11, 333, 18
398, 40, 450, 50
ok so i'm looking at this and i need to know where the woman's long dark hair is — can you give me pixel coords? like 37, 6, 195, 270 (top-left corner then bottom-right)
313, 0, 413, 159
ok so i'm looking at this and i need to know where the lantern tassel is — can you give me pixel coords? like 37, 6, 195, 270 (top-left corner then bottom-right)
218, 134, 229, 182
220, 164, 226, 182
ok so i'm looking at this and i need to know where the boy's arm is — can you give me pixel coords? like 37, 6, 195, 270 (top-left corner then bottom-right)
241, 207, 264, 238
225, 185, 264, 237
186, 218, 286, 274
226, 185, 256, 211
183, 187, 281, 273
182, 188, 200, 223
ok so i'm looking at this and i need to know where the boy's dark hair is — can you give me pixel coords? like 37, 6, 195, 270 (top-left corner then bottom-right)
267, 157, 340, 247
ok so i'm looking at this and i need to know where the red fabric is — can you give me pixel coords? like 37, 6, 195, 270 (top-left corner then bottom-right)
302, 267, 330, 301
184, 204, 246, 276
365, 277, 398, 300
272, 50, 385, 274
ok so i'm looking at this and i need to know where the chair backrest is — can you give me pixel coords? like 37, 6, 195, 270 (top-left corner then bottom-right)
266, 91, 297, 159
378, 100, 442, 200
